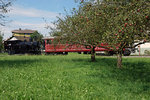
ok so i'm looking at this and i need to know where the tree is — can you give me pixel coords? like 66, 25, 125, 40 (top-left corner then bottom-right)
101, 0, 150, 68
0, 32, 3, 52
30, 31, 43, 43
51, 2, 108, 61
51, 0, 149, 67
0, 0, 12, 26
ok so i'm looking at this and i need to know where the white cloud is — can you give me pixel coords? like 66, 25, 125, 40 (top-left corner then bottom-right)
1, 5, 58, 39
0, 26, 12, 40
12, 21, 45, 28
1, 21, 54, 39
11, 21, 55, 30
9, 6, 59, 18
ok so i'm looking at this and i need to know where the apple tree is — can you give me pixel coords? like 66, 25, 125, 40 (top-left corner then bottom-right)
101, 0, 150, 68
51, 2, 108, 61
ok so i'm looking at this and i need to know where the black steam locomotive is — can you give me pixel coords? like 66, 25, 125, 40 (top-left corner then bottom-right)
4, 40, 41, 55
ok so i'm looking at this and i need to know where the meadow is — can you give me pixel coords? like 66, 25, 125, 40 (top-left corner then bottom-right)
0, 53, 150, 100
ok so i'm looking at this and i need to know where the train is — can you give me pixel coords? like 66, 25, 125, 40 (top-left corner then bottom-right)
4, 36, 131, 56
43, 37, 131, 56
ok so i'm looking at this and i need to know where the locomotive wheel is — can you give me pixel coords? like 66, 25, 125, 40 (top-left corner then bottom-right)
78, 52, 81, 54
107, 51, 114, 56
8, 50, 15, 55
64, 52, 68, 55
123, 49, 131, 56
83, 52, 88, 54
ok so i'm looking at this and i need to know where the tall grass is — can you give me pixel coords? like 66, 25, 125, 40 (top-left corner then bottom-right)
0, 53, 150, 100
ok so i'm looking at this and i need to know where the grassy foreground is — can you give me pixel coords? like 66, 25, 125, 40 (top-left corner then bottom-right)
0, 53, 150, 100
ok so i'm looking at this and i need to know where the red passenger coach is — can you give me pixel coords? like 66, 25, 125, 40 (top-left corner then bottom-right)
43, 37, 114, 55
43, 37, 131, 56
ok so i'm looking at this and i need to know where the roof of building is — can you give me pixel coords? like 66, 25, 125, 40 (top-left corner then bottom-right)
12, 29, 36, 34
5, 36, 21, 42
5, 36, 30, 42
9, 37, 18, 41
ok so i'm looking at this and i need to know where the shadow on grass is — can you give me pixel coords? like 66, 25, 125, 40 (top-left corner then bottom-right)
71, 57, 116, 67
72, 57, 150, 83
0, 59, 45, 68
71, 58, 90, 62
71, 57, 150, 93
123, 61, 150, 82
87, 57, 150, 93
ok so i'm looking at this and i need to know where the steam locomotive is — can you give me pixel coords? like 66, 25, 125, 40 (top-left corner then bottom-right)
4, 40, 41, 55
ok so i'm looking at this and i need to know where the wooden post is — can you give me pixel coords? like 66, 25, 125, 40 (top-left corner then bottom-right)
138, 45, 140, 56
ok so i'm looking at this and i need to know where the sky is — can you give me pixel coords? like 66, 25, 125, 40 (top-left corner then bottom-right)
1, 0, 80, 39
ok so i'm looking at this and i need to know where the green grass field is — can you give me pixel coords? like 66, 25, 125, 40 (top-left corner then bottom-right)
0, 53, 150, 100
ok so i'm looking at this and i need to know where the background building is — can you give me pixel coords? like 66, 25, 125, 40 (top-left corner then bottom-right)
11, 28, 36, 41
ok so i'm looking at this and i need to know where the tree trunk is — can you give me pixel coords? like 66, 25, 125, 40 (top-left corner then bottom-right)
91, 47, 96, 62
117, 51, 122, 68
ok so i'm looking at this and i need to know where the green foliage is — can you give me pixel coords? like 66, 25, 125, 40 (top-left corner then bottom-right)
0, 33, 3, 52
102, 0, 150, 52
52, 0, 150, 50
30, 31, 43, 42
100, 0, 150, 68
52, 3, 108, 47
144, 50, 150, 55
0, 54, 150, 99
51, 1, 111, 61
51, 0, 150, 67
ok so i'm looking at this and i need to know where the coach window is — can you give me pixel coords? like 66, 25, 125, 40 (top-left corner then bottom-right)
47, 40, 52, 44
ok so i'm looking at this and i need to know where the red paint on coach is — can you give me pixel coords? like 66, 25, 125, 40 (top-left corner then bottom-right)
43, 37, 111, 53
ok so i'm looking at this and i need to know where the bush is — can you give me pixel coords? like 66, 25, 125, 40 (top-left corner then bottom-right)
144, 50, 150, 55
